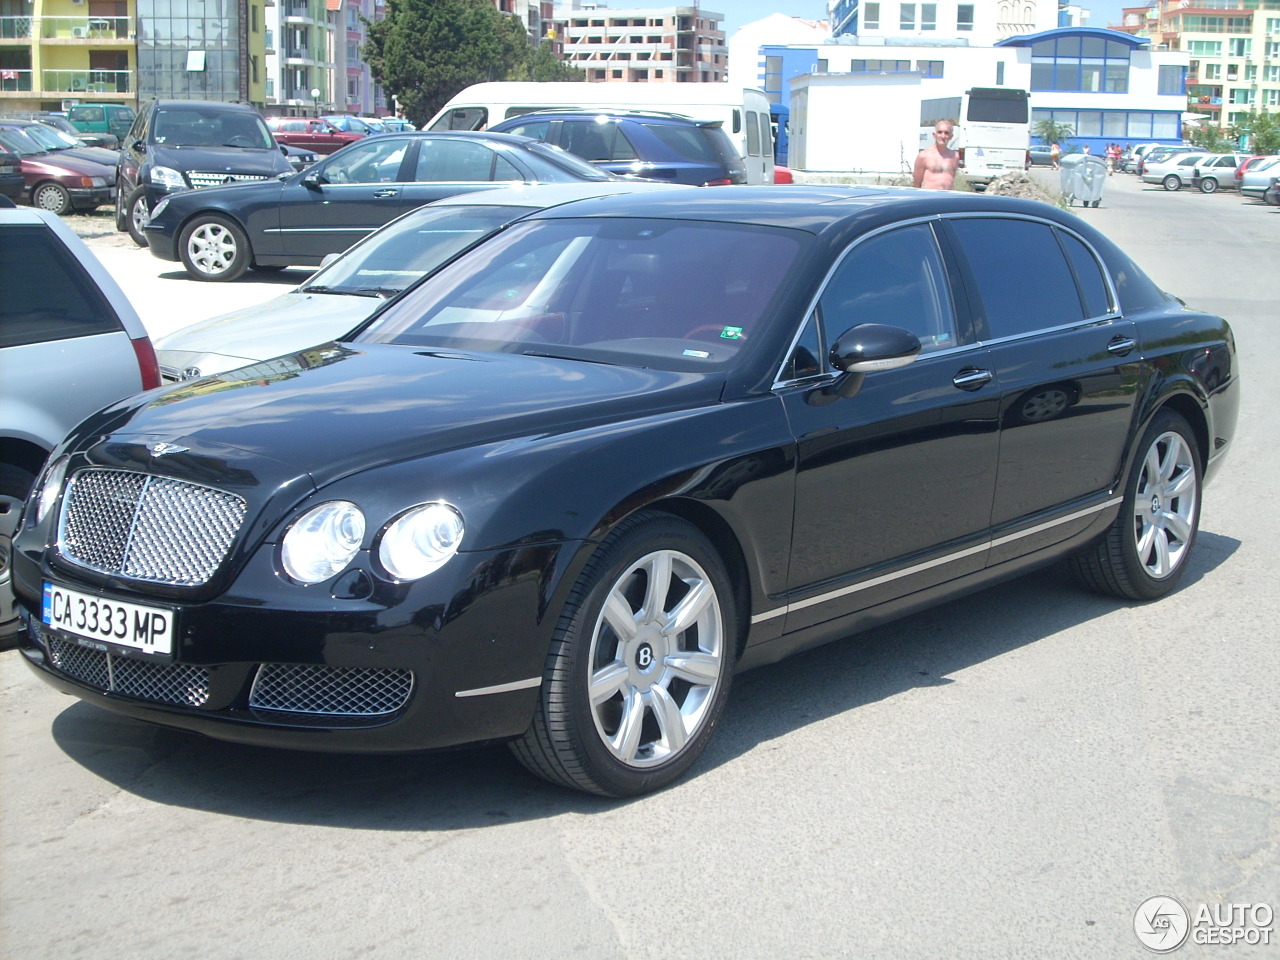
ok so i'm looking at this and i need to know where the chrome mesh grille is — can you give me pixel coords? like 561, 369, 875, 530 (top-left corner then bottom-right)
61, 469, 246, 585
46, 635, 211, 707
189, 172, 270, 189
250, 664, 414, 716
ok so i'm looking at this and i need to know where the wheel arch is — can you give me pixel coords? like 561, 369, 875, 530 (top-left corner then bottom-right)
0, 436, 51, 486
1154, 389, 1211, 471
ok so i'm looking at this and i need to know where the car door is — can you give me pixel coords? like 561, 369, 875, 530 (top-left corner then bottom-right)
943, 215, 1142, 565
777, 221, 1000, 633
402, 136, 526, 203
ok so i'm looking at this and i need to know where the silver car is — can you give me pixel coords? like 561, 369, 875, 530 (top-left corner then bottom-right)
155, 180, 689, 382
0, 197, 161, 641
1240, 155, 1280, 201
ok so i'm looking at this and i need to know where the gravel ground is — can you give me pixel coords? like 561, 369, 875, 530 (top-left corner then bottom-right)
60, 205, 137, 246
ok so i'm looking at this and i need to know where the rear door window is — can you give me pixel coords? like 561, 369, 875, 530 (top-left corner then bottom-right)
559, 119, 637, 161
0, 225, 120, 348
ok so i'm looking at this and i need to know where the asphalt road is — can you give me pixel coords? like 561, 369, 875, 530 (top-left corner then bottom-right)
2, 177, 1276, 960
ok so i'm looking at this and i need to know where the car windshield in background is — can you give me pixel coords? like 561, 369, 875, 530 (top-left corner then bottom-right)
359, 217, 804, 370
304, 204, 525, 298
152, 109, 275, 149
526, 140, 616, 181
10, 123, 78, 151
0, 128, 42, 156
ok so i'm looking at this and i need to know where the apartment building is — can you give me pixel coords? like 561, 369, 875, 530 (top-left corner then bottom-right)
554, 2, 725, 82
1113, 0, 1280, 127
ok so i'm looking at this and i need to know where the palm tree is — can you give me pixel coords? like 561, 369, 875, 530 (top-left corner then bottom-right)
1032, 118, 1074, 148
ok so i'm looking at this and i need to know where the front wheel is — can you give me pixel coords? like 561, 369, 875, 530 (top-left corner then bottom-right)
125, 187, 150, 247
510, 511, 737, 797
1198, 177, 1219, 194
1070, 410, 1201, 601
1, 462, 38, 641
1162, 174, 1182, 191
178, 214, 252, 282
31, 182, 72, 215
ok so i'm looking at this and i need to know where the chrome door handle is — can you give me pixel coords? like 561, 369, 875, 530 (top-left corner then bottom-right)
953, 367, 994, 391
373, 188, 399, 198
1107, 336, 1138, 357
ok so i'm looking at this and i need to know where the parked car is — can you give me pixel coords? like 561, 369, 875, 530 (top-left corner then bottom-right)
1264, 176, 1280, 206
369, 116, 415, 133
155, 180, 689, 381
0, 118, 121, 171
265, 116, 368, 155
0, 196, 160, 642
0, 145, 21, 200
279, 143, 319, 173
489, 109, 747, 186
0, 127, 114, 215
1191, 153, 1246, 193
143, 130, 619, 281
65, 102, 136, 143
1141, 151, 1212, 191
116, 100, 295, 246
12, 187, 1238, 797
1239, 155, 1280, 201
1028, 147, 1055, 167
1135, 145, 1197, 178
7, 112, 119, 149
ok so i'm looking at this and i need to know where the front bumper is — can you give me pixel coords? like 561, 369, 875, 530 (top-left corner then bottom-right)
68, 184, 112, 207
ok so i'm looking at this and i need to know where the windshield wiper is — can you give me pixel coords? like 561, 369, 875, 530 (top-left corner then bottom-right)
522, 349, 619, 367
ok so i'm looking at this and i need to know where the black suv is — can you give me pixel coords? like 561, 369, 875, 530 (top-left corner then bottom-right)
489, 109, 746, 186
116, 100, 293, 245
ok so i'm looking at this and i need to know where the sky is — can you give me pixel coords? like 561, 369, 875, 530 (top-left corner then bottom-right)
716, 1, 1134, 37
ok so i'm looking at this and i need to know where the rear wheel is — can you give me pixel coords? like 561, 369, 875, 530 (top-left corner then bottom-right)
511, 511, 737, 797
178, 214, 252, 282
125, 187, 150, 247
1198, 177, 1218, 194
31, 182, 71, 215
1162, 174, 1182, 191
0, 463, 37, 642
1070, 410, 1201, 601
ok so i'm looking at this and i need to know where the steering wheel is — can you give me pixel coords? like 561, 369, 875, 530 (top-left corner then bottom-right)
225, 135, 256, 148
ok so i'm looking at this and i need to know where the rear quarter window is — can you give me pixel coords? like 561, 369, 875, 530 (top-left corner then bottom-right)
0, 225, 121, 348
642, 123, 730, 164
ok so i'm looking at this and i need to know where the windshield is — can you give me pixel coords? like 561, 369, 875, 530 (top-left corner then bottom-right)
302, 204, 525, 297
0, 128, 44, 156
17, 123, 78, 151
153, 109, 275, 149
527, 141, 615, 181
357, 217, 804, 372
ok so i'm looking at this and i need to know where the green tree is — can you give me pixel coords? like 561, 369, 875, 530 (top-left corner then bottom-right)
363, 0, 533, 127
527, 42, 585, 82
1032, 118, 1074, 149
1186, 122, 1233, 151
1240, 109, 1280, 155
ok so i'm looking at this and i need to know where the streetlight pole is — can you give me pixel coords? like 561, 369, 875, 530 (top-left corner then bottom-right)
310, 87, 320, 118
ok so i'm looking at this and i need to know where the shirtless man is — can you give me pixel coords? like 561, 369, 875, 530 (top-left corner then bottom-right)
913, 121, 959, 190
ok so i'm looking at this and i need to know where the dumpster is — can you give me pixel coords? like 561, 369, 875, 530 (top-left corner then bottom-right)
1060, 153, 1107, 207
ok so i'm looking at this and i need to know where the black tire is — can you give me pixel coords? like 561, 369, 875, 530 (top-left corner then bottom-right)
250, 263, 287, 273
1, 462, 38, 642
125, 187, 150, 247
178, 214, 252, 282
114, 184, 128, 231
1198, 177, 1218, 194
510, 511, 737, 797
31, 182, 71, 215
1070, 410, 1201, 601
1162, 174, 1182, 191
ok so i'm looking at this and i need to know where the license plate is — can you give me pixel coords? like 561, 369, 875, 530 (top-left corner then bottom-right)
42, 582, 174, 656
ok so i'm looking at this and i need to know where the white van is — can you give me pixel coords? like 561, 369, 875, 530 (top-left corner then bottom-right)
426, 81, 774, 184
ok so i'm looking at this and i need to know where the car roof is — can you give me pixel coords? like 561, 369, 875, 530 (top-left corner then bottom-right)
497, 109, 712, 124
428, 179, 691, 210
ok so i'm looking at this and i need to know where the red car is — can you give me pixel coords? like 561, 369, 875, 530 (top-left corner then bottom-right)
265, 116, 369, 155
0, 126, 113, 215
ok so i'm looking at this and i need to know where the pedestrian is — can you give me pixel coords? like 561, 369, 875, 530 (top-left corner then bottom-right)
913, 120, 960, 190
1050, 141, 1061, 170
1106, 142, 1121, 174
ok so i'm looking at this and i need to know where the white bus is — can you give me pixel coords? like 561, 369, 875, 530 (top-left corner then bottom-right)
425, 81, 774, 184
920, 87, 1030, 187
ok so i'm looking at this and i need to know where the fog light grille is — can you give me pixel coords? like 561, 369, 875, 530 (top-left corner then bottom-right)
250, 664, 413, 716
46, 635, 210, 707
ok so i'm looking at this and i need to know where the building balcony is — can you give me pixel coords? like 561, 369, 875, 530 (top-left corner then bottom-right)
0, 67, 33, 91
0, 15, 33, 40
40, 16, 135, 41
26, 69, 134, 95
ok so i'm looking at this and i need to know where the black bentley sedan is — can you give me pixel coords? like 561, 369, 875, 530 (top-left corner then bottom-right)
142, 130, 617, 282
13, 187, 1238, 797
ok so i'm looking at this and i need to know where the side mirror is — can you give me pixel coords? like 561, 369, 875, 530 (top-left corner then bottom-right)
812, 323, 921, 403
303, 170, 327, 189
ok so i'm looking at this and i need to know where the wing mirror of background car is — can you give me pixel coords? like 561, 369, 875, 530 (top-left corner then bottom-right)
811, 323, 922, 404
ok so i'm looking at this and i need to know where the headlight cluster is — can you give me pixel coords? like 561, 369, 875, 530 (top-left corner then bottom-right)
280, 500, 464, 585
148, 165, 188, 192
35, 457, 69, 526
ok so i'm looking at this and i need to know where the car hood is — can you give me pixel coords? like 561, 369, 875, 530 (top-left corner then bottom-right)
150, 143, 292, 178
91, 343, 723, 492
23, 151, 113, 176
155, 292, 381, 378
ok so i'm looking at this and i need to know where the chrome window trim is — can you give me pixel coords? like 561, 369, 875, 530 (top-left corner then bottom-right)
751, 497, 1122, 624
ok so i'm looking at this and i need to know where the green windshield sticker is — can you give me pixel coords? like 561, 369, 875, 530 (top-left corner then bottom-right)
720, 326, 744, 340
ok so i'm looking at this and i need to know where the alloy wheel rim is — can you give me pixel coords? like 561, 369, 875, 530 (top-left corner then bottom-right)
587, 549, 724, 768
1132, 431, 1198, 579
187, 223, 238, 276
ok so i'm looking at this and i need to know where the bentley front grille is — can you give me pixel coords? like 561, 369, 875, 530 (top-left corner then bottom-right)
46, 635, 211, 708
249, 663, 414, 717
60, 469, 246, 586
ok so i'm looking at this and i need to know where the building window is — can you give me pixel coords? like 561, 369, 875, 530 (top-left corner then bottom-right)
1228, 88, 1254, 105
957, 4, 973, 32
1030, 36, 1131, 94
1204, 64, 1220, 80
1157, 64, 1184, 96
1186, 40, 1221, 57
917, 60, 943, 78
1228, 38, 1251, 58
921, 4, 936, 30
1264, 89, 1279, 107
900, 4, 916, 30
864, 3, 879, 29
996, 61, 1004, 85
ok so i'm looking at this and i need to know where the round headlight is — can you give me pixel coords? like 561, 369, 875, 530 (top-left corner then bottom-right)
35, 456, 69, 526
377, 502, 464, 581
281, 500, 365, 584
